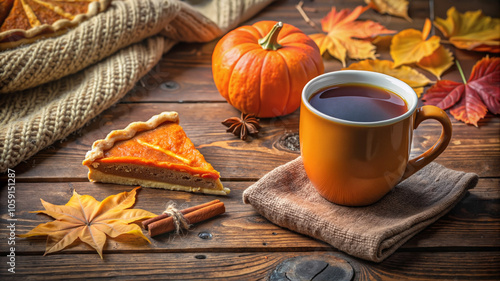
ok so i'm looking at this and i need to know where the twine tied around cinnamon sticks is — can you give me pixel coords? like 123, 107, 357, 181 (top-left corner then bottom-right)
163, 202, 191, 234
142, 200, 225, 237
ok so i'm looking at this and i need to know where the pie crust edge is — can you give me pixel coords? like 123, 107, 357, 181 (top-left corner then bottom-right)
83, 111, 180, 166
0, 0, 111, 50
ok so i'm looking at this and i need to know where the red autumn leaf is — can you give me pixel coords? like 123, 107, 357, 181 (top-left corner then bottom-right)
423, 56, 500, 126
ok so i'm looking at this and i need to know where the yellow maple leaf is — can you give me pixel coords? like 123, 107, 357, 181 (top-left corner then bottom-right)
434, 7, 500, 53
309, 5, 396, 66
390, 18, 441, 67
417, 45, 454, 79
19, 187, 156, 258
343, 59, 431, 97
365, 0, 411, 21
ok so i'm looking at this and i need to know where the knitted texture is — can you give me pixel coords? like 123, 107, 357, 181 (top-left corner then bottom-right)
0, 0, 273, 172
243, 157, 479, 262
0, 0, 180, 94
188, 0, 276, 33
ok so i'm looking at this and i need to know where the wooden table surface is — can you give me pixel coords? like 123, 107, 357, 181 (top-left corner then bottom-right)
1, 0, 499, 279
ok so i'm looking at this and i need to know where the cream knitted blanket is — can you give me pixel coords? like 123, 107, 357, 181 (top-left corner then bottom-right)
0, 0, 272, 172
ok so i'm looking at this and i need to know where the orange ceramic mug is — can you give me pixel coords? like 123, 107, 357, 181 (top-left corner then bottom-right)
300, 70, 452, 206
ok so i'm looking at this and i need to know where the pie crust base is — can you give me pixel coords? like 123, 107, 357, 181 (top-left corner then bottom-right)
88, 169, 229, 196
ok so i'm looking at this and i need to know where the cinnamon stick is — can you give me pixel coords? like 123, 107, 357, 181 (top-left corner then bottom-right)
145, 200, 225, 237
142, 199, 220, 230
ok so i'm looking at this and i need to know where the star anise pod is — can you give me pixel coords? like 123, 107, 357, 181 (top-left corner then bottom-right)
222, 113, 261, 140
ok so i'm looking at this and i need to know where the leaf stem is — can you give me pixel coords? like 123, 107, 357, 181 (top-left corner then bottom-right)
456, 60, 467, 84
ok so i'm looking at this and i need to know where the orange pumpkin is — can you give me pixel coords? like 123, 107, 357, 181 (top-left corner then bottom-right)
212, 21, 324, 118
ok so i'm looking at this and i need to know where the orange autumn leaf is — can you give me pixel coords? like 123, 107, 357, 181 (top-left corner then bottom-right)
343, 59, 431, 97
390, 19, 441, 67
19, 187, 156, 258
423, 56, 500, 126
417, 45, 454, 79
434, 7, 500, 53
309, 5, 396, 66
365, 0, 411, 21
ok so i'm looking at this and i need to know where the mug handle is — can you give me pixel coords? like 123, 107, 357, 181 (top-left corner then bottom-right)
401, 105, 452, 180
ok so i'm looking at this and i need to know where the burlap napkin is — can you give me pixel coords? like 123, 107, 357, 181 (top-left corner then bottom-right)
243, 156, 478, 262
0, 0, 273, 172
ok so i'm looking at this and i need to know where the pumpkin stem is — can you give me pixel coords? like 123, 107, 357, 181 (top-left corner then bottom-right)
258, 22, 283, 51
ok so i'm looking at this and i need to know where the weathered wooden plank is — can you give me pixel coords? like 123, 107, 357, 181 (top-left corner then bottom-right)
6, 102, 499, 180
1, 180, 498, 256
0, 251, 498, 280
122, 43, 224, 103
473, 178, 500, 199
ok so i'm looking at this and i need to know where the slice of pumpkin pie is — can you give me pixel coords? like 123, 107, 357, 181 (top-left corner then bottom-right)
83, 112, 229, 195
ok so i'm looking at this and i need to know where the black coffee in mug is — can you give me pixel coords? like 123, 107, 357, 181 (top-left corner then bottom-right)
308, 83, 408, 122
